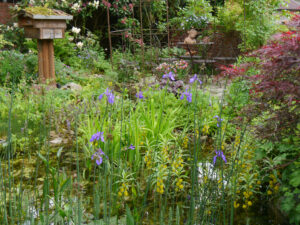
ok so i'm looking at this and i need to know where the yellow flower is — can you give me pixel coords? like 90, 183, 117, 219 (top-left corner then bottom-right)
247, 201, 252, 206
257, 181, 261, 185
242, 204, 247, 209
267, 190, 272, 195
118, 191, 122, 197
234, 201, 240, 208
202, 125, 209, 134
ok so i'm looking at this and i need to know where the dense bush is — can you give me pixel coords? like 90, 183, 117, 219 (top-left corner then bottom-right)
220, 15, 300, 224
0, 51, 38, 86
217, 0, 283, 50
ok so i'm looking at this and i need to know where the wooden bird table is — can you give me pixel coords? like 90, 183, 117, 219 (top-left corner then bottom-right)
18, 8, 72, 86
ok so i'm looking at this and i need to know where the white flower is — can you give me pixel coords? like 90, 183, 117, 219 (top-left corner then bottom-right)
13, 5, 19, 10
68, 37, 74, 41
71, 3, 80, 11
29, 0, 35, 5
71, 27, 81, 34
76, 42, 83, 49
93, 0, 100, 8
13, 23, 18, 28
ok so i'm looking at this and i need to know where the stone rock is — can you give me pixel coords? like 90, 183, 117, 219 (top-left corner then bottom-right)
62, 82, 82, 91
50, 137, 63, 146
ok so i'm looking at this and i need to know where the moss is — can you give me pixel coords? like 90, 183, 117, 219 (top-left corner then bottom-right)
24, 6, 55, 16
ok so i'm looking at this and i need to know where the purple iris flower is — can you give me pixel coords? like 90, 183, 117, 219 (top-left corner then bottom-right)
136, 91, 144, 99
189, 74, 202, 85
99, 88, 115, 105
180, 89, 192, 103
90, 131, 105, 143
91, 148, 107, 165
162, 72, 175, 81
213, 150, 227, 165
128, 144, 135, 150
214, 115, 223, 127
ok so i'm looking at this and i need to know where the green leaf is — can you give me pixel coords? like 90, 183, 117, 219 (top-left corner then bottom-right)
37, 152, 48, 164
57, 147, 63, 158
273, 154, 287, 165
126, 205, 135, 225
290, 170, 300, 187
59, 178, 71, 193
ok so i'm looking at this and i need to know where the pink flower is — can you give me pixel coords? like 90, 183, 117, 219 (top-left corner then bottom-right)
113, 3, 118, 8
129, 3, 134, 10
121, 17, 127, 24
134, 39, 144, 46
123, 6, 127, 11
102, 0, 111, 8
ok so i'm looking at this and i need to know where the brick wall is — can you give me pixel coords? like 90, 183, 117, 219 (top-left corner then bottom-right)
0, 3, 14, 24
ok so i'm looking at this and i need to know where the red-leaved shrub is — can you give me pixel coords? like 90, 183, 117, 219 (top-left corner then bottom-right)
220, 15, 300, 141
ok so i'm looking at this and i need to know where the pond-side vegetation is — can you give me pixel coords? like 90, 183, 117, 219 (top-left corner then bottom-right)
0, 0, 299, 224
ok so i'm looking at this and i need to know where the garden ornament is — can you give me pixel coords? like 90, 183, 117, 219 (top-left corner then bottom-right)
184, 29, 198, 55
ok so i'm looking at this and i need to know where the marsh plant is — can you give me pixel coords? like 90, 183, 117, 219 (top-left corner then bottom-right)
0, 62, 257, 225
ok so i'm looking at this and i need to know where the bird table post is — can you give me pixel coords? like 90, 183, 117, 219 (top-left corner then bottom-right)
18, 7, 72, 86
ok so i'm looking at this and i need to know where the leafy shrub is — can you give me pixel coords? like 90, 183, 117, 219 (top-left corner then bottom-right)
221, 31, 299, 141
0, 24, 26, 51
217, 0, 282, 51
0, 51, 35, 86
220, 16, 300, 223
54, 33, 79, 67
169, 0, 212, 30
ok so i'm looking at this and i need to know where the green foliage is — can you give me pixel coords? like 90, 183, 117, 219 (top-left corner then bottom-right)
217, 0, 283, 51
0, 51, 37, 86
0, 24, 26, 51
0, 34, 13, 49
54, 33, 79, 67
169, 0, 212, 30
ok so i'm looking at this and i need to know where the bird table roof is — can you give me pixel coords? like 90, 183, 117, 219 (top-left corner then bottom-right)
20, 7, 73, 20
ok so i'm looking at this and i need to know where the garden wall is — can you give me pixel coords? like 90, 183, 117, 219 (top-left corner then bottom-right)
0, 3, 14, 24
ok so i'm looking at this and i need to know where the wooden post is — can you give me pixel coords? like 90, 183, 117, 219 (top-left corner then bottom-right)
38, 39, 56, 86
107, 7, 113, 69
166, 0, 170, 49
139, 0, 144, 69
